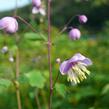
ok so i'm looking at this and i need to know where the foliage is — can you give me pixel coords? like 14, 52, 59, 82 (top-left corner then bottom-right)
0, 31, 109, 108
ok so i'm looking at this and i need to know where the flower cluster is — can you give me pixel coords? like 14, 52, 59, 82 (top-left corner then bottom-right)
59, 15, 92, 84
0, 1, 92, 85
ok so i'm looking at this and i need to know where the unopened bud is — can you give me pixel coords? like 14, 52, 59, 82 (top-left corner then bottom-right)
0, 17, 18, 33
56, 58, 61, 64
78, 15, 88, 24
1, 46, 8, 54
9, 56, 14, 62
69, 28, 81, 40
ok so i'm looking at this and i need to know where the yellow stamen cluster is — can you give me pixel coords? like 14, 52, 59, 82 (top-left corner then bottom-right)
67, 63, 90, 84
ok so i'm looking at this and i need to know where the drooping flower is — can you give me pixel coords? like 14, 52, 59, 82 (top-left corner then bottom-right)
60, 53, 92, 84
32, 0, 46, 16
69, 28, 81, 40
0, 17, 18, 34
78, 15, 88, 24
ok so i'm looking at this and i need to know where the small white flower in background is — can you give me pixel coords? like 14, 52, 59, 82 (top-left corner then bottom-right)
56, 58, 61, 64
32, 0, 46, 16
32, 7, 46, 16
1, 46, 8, 54
9, 56, 14, 62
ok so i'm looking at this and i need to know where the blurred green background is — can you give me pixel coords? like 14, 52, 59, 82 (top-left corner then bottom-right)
0, 0, 109, 109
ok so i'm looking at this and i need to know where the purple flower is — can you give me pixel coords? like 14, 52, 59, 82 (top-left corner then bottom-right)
60, 53, 92, 84
32, 0, 41, 7
69, 28, 81, 40
79, 15, 88, 24
32, 0, 46, 16
0, 17, 18, 33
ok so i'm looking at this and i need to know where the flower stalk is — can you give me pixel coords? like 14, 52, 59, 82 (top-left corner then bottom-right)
15, 34, 22, 109
47, 0, 53, 109
14, 1, 22, 109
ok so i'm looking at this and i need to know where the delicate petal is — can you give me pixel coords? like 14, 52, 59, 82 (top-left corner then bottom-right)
82, 58, 92, 66
60, 60, 71, 75
32, 0, 41, 7
0, 20, 8, 30
39, 8, 46, 16
79, 15, 88, 24
32, 7, 39, 14
69, 53, 86, 63
68, 53, 92, 66
6, 18, 18, 33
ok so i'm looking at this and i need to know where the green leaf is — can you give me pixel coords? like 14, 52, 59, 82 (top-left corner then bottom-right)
18, 75, 29, 84
25, 70, 46, 88
55, 83, 66, 97
0, 79, 12, 88
101, 84, 109, 95
24, 32, 47, 41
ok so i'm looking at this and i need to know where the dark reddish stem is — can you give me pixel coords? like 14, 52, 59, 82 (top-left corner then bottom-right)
14, 16, 46, 41
58, 15, 78, 35
47, 0, 53, 109
14, 16, 36, 33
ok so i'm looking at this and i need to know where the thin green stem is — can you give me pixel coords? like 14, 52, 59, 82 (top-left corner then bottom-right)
35, 89, 41, 109
53, 72, 60, 88
57, 15, 78, 35
14, 16, 47, 41
16, 47, 22, 109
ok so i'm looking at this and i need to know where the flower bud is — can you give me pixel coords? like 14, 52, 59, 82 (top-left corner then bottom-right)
78, 15, 88, 24
32, 0, 46, 16
56, 58, 61, 64
1, 46, 8, 54
69, 28, 81, 40
9, 56, 14, 62
32, 0, 41, 7
0, 17, 18, 33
